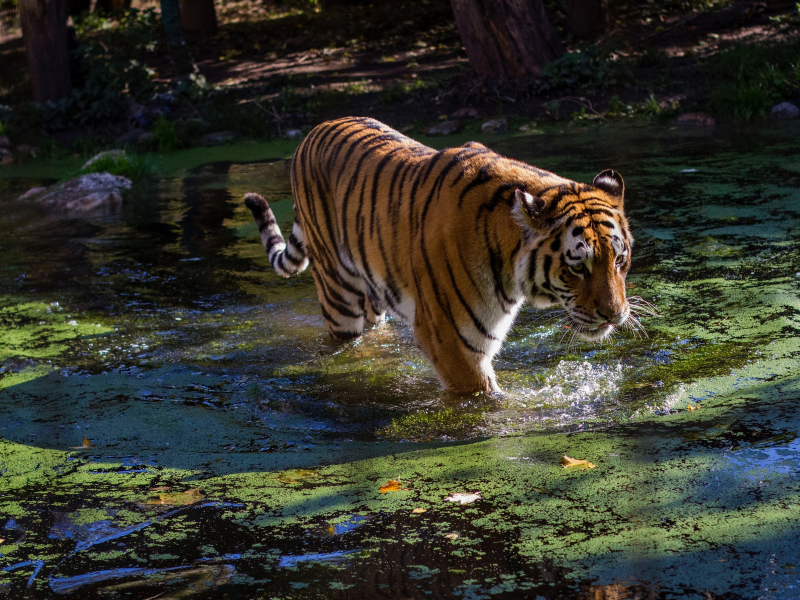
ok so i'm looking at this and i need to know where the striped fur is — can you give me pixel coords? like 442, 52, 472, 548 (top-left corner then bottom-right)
245, 117, 633, 394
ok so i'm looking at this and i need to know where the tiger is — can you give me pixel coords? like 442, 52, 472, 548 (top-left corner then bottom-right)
244, 116, 637, 394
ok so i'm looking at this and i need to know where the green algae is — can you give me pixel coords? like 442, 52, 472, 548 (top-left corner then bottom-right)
378, 405, 489, 441
1, 123, 800, 598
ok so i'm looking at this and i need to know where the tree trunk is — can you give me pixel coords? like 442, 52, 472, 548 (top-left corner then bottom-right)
565, 0, 608, 39
450, 0, 564, 80
180, 0, 217, 35
160, 0, 195, 74
18, 0, 73, 102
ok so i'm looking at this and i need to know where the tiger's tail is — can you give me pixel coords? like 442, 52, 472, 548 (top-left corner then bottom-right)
244, 193, 309, 278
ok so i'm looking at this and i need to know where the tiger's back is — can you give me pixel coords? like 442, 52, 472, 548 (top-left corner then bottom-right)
246, 116, 635, 393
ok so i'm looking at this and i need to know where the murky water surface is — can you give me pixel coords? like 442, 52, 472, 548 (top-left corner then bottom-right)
2, 124, 800, 599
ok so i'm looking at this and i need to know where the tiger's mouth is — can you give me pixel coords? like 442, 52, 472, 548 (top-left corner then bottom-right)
573, 322, 616, 342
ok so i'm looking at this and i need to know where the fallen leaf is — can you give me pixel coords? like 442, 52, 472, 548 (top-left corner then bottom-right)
687, 405, 700, 412
444, 533, 459, 540
145, 487, 203, 506
69, 436, 93, 449
445, 492, 481, 505
278, 469, 320, 485
560, 455, 596, 470
379, 479, 410, 494
0, 538, 4, 544
411, 507, 427, 514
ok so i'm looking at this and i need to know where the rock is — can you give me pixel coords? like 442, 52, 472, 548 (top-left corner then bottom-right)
771, 101, 799, 119
428, 120, 462, 136
16, 144, 39, 158
0, 147, 13, 165
674, 112, 715, 127
200, 131, 243, 146
0, 135, 11, 149
18, 187, 47, 199
285, 129, 303, 139
481, 118, 508, 134
17, 173, 132, 212
83, 150, 127, 170
117, 129, 153, 147
450, 107, 479, 119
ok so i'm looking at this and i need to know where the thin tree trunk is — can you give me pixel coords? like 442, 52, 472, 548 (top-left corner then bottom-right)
180, 0, 217, 35
18, 0, 73, 102
450, 0, 564, 80
566, 0, 608, 39
160, 0, 195, 74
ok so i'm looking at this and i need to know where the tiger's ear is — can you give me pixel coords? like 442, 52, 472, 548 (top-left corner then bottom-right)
592, 169, 624, 199
513, 188, 547, 230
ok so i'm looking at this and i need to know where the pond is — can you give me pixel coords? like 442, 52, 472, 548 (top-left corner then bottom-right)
1, 122, 799, 599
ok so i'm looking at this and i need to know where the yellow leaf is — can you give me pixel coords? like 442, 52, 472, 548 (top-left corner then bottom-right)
379, 479, 410, 494
70, 436, 94, 449
687, 405, 700, 412
411, 507, 427, 514
0, 538, 4, 544
560, 454, 596, 470
444, 533, 459, 540
145, 487, 203, 506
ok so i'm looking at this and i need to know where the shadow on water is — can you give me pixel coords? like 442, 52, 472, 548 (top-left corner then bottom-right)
2, 123, 800, 598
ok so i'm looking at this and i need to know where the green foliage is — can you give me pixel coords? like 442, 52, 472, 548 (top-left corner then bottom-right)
80, 152, 153, 181
708, 40, 800, 120
709, 82, 773, 121
153, 115, 178, 153
608, 95, 625, 116
539, 47, 633, 93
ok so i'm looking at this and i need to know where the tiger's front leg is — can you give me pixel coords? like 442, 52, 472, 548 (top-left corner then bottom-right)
412, 313, 499, 394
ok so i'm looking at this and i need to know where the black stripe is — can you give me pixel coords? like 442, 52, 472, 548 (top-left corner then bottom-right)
445, 261, 498, 340
541, 255, 552, 290
457, 162, 496, 209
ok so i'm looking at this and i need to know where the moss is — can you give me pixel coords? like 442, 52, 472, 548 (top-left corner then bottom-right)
377, 406, 488, 440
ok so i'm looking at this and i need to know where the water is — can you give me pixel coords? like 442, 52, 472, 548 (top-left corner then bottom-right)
1, 122, 800, 598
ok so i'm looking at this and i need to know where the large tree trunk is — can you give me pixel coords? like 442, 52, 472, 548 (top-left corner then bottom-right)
18, 0, 73, 102
566, 0, 608, 39
180, 0, 217, 35
450, 0, 564, 80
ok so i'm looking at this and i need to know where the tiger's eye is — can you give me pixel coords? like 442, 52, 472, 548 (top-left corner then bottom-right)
569, 264, 586, 276
615, 254, 626, 266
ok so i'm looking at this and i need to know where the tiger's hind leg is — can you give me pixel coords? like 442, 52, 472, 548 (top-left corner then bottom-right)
309, 265, 370, 341
364, 289, 386, 327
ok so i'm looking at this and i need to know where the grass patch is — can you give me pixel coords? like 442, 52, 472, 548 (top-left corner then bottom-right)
708, 40, 800, 120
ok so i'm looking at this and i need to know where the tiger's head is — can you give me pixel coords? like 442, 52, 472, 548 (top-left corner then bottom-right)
514, 169, 633, 342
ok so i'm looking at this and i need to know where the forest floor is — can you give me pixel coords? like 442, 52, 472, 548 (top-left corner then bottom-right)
0, 0, 799, 155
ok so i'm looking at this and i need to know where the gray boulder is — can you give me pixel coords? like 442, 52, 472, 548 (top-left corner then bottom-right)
772, 102, 799, 119
18, 172, 132, 212
428, 120, 462, 136
481, 118, 508, 134
200, 131, 243, 146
